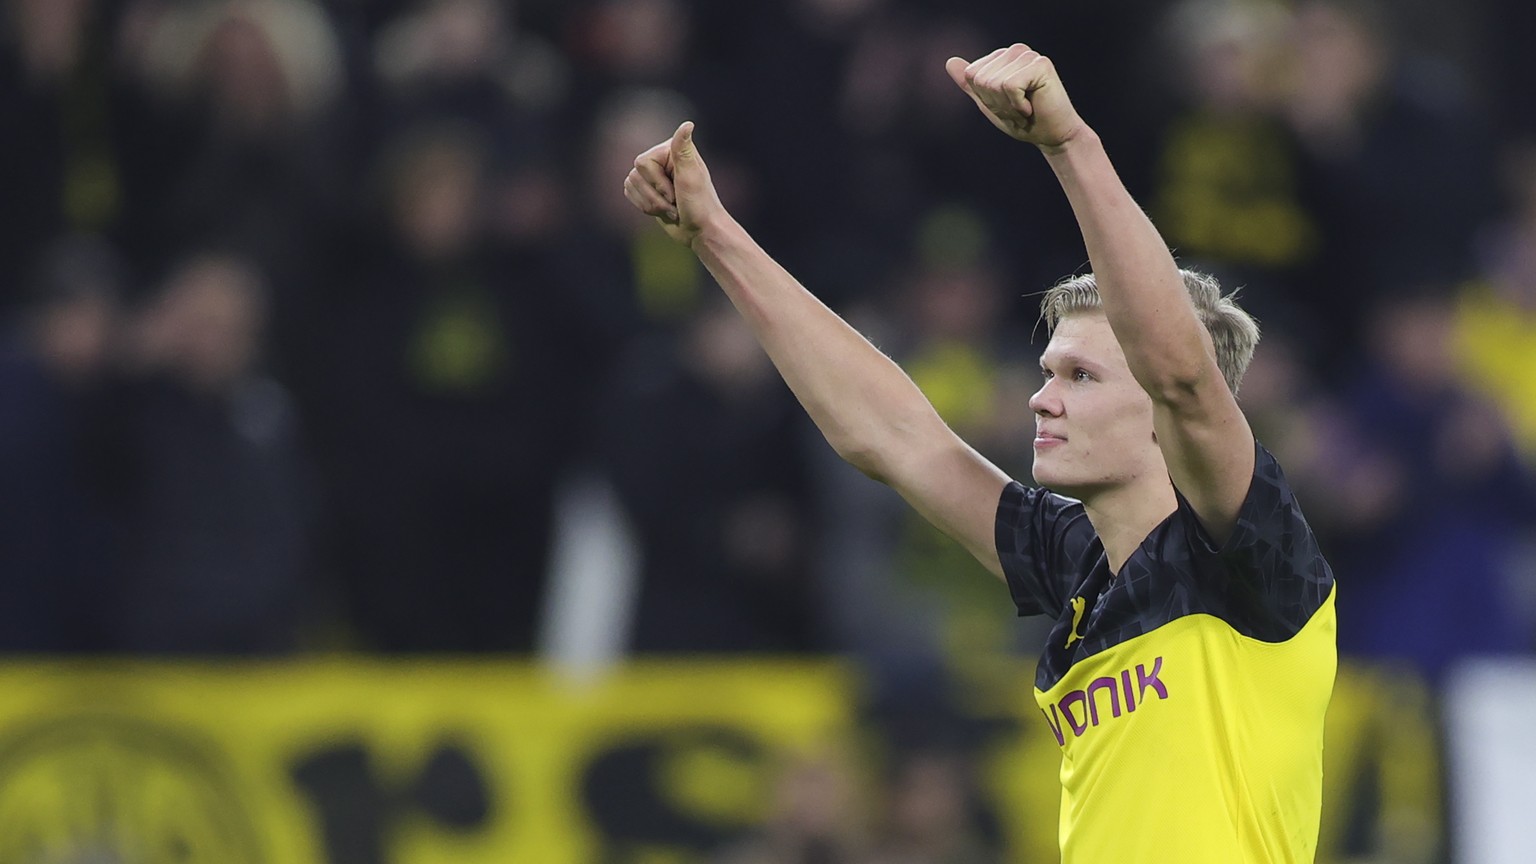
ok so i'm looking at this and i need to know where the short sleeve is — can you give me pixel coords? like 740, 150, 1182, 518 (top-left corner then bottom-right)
1175, 442, 1335, 639
994, 481, 1099, 617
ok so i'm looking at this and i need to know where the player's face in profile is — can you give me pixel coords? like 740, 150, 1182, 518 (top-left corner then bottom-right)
1029, 313, 1161, 494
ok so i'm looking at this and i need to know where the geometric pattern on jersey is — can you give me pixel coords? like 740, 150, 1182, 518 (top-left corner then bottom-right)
995, 441, 1335, 691
995, 441, 1339, 863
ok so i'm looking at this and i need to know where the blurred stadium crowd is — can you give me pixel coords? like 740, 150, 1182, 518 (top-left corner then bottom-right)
4, 0, 1536, 860
2, 0, 1535, 681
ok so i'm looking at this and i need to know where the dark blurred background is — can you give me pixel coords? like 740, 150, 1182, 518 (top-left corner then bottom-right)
0, 0, 1533, 861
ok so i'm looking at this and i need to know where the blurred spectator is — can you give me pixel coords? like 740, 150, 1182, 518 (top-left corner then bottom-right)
311, 121, 593, 652
1282, 0, 1498, 367
557, 86, 705, 340
866, 749, 999, 864
714, 0, 884, 296
1456, 141, 1536, 465
597, 296, 819, 652
98, 252, 311, 654
372, 0, 564, 141
798, 1, 942, 303
1145, 0, 1319, 334
1330, 289, 1536, 680
712, 749, 870, 864
113, 0, 347, 371
369, 0, 570, 258
1234, 332, 1367, 558
565, 0, 695, 98
809, 208, 1043, 692
1484, 0, 1536, 140
0, 0, 126, 312
0, 234, 122, 651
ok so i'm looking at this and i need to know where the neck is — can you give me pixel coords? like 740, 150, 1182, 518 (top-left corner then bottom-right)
1080, 474, 1178, 574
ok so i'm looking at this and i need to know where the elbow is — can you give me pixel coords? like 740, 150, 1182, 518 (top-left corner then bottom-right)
1137, 358, 1219, 408
829, 412, 938, 485
1144, 375, 1203, 409
1128, 324, 1231, 406
833, 438, 891, 483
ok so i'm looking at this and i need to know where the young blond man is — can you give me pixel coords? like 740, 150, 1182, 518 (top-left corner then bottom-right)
624, 43, 1336, 863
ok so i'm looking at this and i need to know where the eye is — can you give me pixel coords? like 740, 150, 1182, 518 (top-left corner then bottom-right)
1072, 368, 1093, 382
1040, 368, 1054, 380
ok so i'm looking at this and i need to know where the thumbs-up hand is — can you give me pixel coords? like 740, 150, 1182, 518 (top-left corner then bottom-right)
623, 121, 727, 248
945, 44, 1086, 152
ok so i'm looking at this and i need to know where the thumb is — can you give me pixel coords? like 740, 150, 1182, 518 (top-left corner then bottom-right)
670, 121, 699, 167
945, 57, 974, 93
946, 56, 996, 120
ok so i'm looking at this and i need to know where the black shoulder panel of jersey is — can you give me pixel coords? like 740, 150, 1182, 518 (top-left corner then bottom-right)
995, 482, 1100, 618
997, 442, 1336, 692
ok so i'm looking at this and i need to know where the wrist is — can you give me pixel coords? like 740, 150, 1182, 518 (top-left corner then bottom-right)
688, 211, 742, 254
1038, 123, 1099, 159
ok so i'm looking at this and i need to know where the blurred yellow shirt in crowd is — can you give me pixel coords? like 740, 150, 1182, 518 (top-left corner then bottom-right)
1455, 283, 1536, 462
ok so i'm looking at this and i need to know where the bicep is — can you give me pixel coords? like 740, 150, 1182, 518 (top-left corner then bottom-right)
883, 433, 1013, 581
1152, 380, 1255, 546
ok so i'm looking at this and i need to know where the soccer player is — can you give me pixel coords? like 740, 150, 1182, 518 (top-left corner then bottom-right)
623, 43, 1336, 863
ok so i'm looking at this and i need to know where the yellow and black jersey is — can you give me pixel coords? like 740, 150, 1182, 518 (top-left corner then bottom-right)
995, 442, 1336, 863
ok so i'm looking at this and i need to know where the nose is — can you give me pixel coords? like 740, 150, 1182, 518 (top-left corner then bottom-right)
1029, 378, 1062, 417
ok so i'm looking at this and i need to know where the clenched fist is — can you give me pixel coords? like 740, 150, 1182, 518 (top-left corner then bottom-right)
945, 44, 1086, 151
623, 121, 727, 248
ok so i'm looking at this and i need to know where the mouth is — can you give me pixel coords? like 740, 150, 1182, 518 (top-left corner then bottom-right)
1033, 432, 1066, 449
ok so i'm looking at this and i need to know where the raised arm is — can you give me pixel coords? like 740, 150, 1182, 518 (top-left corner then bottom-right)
946, 45, 1255, 542
623, 123, 1011, 578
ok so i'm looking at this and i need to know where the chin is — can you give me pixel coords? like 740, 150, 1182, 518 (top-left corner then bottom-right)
1031, 457, 1069, 491
1032, 456, 1093, 498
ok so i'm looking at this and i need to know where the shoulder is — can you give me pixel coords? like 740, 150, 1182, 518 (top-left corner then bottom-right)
997, 481, 1095, 551
1162, 440, 1335, 640
1225, 441, 1309, 542
995, 481, 1101, 618
998, 480, 1083, 521
1172, 441, 1299, 542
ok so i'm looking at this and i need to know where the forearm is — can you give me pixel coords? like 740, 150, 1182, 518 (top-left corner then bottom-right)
1043, 129, 1213, 396
690, 218, 946, 479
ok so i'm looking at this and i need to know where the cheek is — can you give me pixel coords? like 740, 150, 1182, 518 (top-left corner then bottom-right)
1099, 394, 1157, 447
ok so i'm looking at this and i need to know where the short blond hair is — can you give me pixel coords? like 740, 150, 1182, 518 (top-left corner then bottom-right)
1041, 270, 1260, 394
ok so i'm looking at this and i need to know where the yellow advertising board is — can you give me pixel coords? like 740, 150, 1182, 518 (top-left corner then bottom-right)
0, 659, 1441, 864
0, 661, 854, 864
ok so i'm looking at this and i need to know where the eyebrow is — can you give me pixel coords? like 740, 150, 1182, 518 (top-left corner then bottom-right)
1039, 352, 1100, 372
